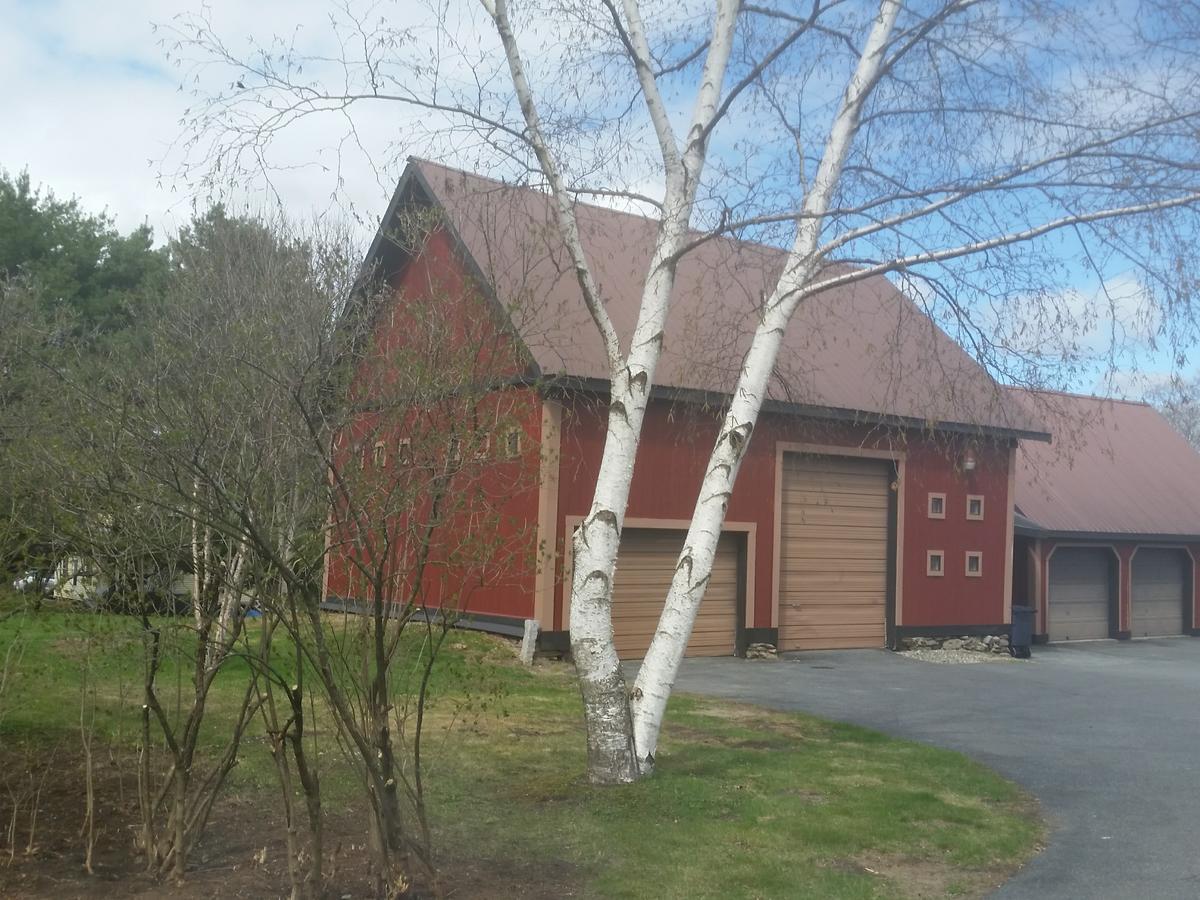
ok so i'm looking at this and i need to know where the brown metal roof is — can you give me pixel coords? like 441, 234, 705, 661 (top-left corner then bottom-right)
1011, 389, 1200, 538
384, 159, 1046, 437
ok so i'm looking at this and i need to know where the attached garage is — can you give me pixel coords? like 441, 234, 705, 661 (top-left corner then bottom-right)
778, 454, 891, 651
609, 529, 740, 659
1131, 549, 1188, 637
1047, 547, 1113, 641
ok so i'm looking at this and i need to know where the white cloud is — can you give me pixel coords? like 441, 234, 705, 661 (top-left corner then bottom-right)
0, 0, 511, 243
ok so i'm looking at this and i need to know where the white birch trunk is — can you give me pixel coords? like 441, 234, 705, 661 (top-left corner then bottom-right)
482, 0, 740, 782
211, 544, 248, 670
566, 0, 740, 783
630, 0, 903, 769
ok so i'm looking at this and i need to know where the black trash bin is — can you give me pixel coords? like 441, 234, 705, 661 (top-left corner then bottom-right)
1010, 605, 1034, 658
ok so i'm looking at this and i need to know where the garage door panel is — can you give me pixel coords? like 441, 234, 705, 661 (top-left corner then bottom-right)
779, 455, 890, 651
607, 529, 739, 659
783, 542, 890, 561
781, 603, 886, 626
781, 508, 890, 529
782, 490, 889, 511
781, 624, 887, 651
1132, 549, 1186, 637
781, 526, 889, 544
781, 569, 887, 588
1048, 548, 1111, 641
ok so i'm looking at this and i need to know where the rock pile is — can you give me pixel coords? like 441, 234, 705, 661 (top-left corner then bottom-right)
900, 634, 1010, 655
744, 642, 779, 660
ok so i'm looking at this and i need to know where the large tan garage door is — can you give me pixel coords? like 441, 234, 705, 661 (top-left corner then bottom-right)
1048, 547, 1111, 641
779, 455, 890, 651
610, 529, 740, 659
1132, 549, 1187, 637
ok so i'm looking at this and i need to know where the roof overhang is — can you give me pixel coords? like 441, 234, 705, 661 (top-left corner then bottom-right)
534, 375, 1052, 443
1012, 509, 1200, 543
1017, 528, 1200, 543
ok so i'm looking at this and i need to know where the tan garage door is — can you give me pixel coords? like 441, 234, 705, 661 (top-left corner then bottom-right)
610, 529, 740, 659
1132, 549, 1187, 637
779, 455, 890, 651
1048, 547, 1112, 641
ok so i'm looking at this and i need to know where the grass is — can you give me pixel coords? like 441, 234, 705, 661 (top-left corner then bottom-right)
0, 596, 1042, 898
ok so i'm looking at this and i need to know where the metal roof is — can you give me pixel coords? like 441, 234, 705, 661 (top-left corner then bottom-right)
374, 159, 1048, 437
1011, 389, 1200, 538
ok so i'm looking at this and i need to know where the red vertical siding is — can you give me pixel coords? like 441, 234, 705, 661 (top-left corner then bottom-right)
900, 441, 1012, 627
553, 395, 1013, 633
323, 226, 541, 621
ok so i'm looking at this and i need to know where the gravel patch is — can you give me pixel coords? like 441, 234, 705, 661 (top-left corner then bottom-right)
898, 648, 1020, 665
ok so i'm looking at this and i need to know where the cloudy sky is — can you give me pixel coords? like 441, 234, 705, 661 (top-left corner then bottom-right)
2, 0, 1191, 397
2, 0, 407, 239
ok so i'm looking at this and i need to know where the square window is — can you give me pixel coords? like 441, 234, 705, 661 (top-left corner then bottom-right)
503, 427, 522, 459
927, 550, 945, 577
965, 550, 983, 577
927, 493, 946, 519
966, 494, 984, 520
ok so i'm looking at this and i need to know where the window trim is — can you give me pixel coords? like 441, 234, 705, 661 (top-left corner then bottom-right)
926, 550, 945, 577
966, 494, 985, 521
927, 492, 947, 519
503, 427, 522, 460
965, 550, 983, 577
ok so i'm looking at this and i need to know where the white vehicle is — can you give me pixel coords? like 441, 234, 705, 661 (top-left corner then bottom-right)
11, 570, 57, 593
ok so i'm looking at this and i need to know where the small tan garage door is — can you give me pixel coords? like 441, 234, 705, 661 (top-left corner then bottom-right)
610, 529, 740, 659
779, 455, 890, 651
1132, 549, 1187, 637
1048, 547, 1112, 641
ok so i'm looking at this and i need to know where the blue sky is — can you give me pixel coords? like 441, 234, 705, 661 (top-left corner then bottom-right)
2, 0, 1193, 398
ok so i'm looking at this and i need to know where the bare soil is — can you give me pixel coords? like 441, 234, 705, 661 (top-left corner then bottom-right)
0, 744, 580, 899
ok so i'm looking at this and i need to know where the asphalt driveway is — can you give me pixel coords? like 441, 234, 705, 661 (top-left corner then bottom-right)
673, 639, 1200, 899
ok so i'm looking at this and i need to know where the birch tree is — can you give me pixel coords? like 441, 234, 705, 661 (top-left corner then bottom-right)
169, 0, 1200, 783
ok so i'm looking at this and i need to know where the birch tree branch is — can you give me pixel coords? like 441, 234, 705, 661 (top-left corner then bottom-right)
482, 0, 624, 374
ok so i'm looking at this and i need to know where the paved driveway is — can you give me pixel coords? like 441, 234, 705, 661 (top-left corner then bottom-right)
673, 639, 1200, 899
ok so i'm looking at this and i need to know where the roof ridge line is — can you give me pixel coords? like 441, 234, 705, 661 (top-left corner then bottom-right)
1005, 385, 1152, 408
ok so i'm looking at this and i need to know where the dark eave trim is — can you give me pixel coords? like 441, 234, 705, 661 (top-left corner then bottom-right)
1017, 527, 1200, 543
530, 375, 1051, 443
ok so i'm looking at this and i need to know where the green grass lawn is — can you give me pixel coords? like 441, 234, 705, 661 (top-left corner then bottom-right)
0, 598, 1042, 898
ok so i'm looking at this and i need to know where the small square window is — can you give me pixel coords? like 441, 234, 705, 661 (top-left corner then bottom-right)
447, 437, 463, 467
927, 550, 945, 577
965, 550, 983, 577
397, 437, 412, 465
372, 441, 387, 468
927, 493, 946, 519
966, 495, 984, 520
503, 427, 522, 459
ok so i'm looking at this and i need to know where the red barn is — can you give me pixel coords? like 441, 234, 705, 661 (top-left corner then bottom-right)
325, 159, 1053, 657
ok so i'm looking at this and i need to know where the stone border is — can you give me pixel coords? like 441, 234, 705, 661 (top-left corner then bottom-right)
900, 634, 1010, 654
